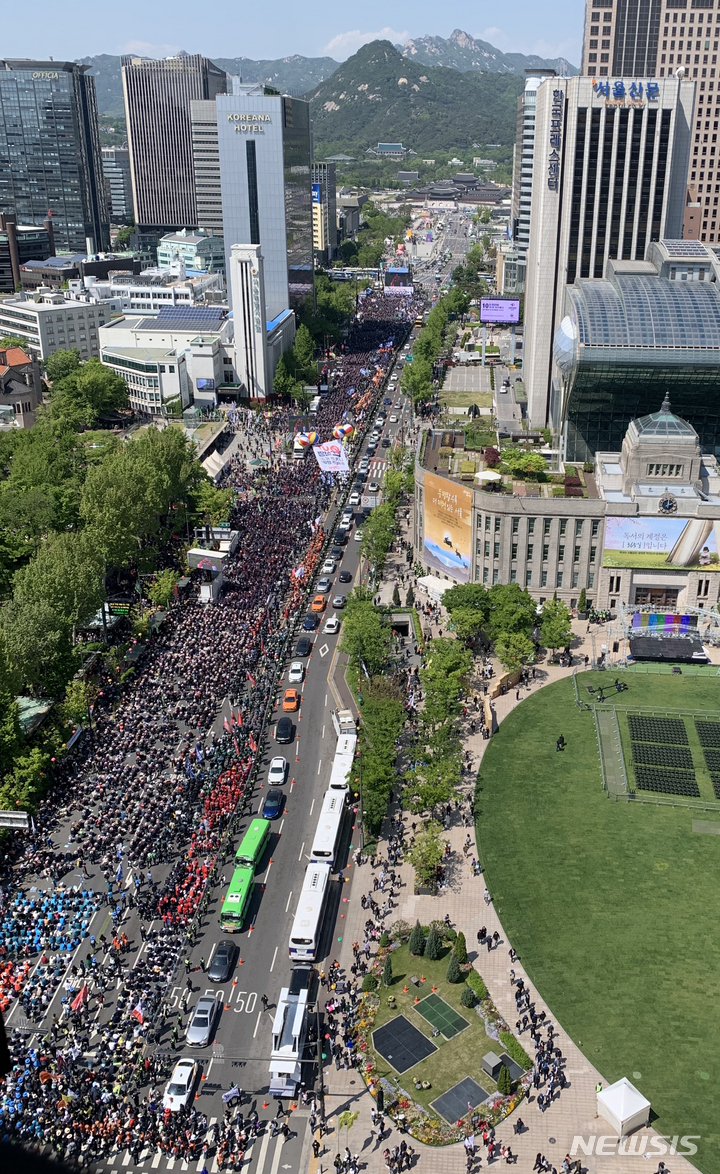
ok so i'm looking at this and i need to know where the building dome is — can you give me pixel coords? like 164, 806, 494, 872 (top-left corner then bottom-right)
633, 394, 698, 442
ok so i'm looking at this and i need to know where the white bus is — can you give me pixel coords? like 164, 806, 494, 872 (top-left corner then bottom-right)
310, 790, 346, 864
288, 862, 332, 960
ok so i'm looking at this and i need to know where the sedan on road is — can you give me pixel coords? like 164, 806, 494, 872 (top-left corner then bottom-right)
383, 397, 392, 405
268, 755, 288, 785
163, 1059, 198, 1111
330, 546, 344, 561
295, 637, 313, 657
282, 688, 300, 712
315, 578, 332, 594
321, 558, 336, 575
310, 594, 327, 612
368, 481, 380, 493
186, 996, 220, 1047
207, 940, 237, 983
324, 616, 341, 634
338, 570, 352, 584
275, 716, 294, 743
354, 530, 363, 542
302, 614, 319, 631
332, 595, 346, 609
389, 415, 398, 423
287, 662, 304, 684
261, 788, 284, 819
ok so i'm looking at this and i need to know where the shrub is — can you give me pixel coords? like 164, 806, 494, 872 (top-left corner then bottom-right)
563, 475, 581, 487
389, 919, 412, 942
565, 486, 583, 498
460, 985, 477, 1008
583, 461, 594, 473
408, 920, 426, 956
362, 974, 378, 992
445, 926, 457, 943
379, 931, 390, 948
425, 926, 442, 961
497, 1063, 512, 1094
466, 970, 488, 1001
382, 954, 393, 987
484, 446, 501, 467
578, 588, 587, 613
446, 952, 462, 983
454, 931, 468, 965
392, 584, 401, 606
499, 1030, 532, 1070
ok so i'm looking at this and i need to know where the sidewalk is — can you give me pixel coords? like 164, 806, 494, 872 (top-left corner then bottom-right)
313, 550, 698, 1174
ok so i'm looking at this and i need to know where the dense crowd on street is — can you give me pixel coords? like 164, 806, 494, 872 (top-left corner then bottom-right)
0, 290, 421, 1166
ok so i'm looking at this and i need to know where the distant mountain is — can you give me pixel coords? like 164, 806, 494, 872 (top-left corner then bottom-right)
398, 29, 577, 77
307, 40, 523, 155
76, 53, 340, 113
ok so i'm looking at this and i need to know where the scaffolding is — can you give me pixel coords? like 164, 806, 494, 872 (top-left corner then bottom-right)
617, 601, 720, 645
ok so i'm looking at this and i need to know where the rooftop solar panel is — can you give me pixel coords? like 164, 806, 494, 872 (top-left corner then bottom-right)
661, 239, 708, 257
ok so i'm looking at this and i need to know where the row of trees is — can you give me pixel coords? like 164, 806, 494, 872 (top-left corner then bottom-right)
399, 287, 469, 407
442, 582, 573, 669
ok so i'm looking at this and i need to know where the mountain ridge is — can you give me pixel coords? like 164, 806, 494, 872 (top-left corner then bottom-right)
397, 28, 576, 77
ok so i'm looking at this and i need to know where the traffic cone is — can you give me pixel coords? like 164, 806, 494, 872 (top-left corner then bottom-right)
420, 975, 426, 983
262, 1100, 269, 1109
413, 996, 419, 1004
403, 985, 409, 993
431, 985, 437, 993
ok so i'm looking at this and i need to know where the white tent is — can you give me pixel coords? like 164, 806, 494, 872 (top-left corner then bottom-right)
202, 450, 229, 484
597, 1078, 650, 1137
416, 575, 453, 603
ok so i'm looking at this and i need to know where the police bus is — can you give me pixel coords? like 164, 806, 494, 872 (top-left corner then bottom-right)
219, 866, 254, 932
288, 862, 332, 960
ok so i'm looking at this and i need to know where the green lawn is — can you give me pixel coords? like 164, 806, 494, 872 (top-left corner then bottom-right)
477, 671, 720, 1174
439, 390, 494, 410
368, 943, 506, 1113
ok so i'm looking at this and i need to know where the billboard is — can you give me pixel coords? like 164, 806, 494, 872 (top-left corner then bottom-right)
602, 518, 720, 570
311, 183, 321, 204
313, 441, 350, 474
422, 471, 473, 583
480, 298, 520, 324
384, 268, 413, 297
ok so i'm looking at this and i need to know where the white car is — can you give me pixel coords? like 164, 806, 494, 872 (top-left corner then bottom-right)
288, 661, 304, 683
367, 481, 380, 493
163, 1058, 198, 1112
354, 529, 364, 542
268, 755, 289, 785
321, 558, 336, 575
389, 415, 398, 423
324, 615, 341, 634
349, 491, 361, 506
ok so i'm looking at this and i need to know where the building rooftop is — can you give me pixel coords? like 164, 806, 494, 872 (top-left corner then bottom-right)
633, 394, 699, 441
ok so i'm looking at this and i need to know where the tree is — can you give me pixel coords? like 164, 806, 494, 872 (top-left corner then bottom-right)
497, 1063, 512, 1095
44, 349, 81, 383
147, 569, 179, 609
60, 679, 93, 730
1, 597, 73, 694
450, 606, 486, 646
460, 985, 477, 1008
193, 480, 233, 524
392, 583, 401, 606
578, 587, 587, 614
0, 335, 27, 349
454, 931, 468, 965
484, 446, 501, 467
541, 598, 573, 655
425, 925, 442, 961
337, 1110, 360, 1153
446, 952, 462, 983
486, 584, 537, 642
382, 953, 393, 987
406, 584, 415, 607
495, 631, 536, 672
48, 356, 128, 427
408, 920, 426, 956
292, 324, 316, 383
115, 224, 134, 249
407, 820, 444, 889
442, 583, 489, 618
340, 597, 391, 678
12, 530, 106, 630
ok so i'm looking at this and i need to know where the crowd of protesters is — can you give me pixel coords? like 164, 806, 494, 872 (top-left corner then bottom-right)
0, 290, 421, 1167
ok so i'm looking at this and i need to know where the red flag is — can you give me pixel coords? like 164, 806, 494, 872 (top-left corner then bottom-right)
223, 717, 231, 734
71, 984, 88, 1011
131, 1002, 144, 1024
236, 710, 242, 728
229, 710, 236, 727
260, 637, 265, 655
249, 734, 257, 753
233, 737, 240, 755
247, 671, 256, 687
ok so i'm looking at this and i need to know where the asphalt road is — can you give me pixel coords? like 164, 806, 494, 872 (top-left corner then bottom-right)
84, 369, 416, 1174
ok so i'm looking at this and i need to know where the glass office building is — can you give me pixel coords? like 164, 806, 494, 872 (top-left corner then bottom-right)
0, 60, 109, 255
554, 239, 720, 460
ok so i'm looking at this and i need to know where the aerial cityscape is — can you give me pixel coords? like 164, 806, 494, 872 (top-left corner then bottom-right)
0, 3, 719, 1174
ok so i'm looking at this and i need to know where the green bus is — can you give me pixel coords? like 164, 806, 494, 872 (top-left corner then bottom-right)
235, 818, 271, 869
219, 866, 255, 932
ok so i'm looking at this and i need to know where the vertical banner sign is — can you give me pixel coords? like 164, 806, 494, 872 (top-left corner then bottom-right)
422, 471, 473, 583
548, 88, 564, 192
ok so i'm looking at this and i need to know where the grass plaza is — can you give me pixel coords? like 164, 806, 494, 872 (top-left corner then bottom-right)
478, 669, 720, 1174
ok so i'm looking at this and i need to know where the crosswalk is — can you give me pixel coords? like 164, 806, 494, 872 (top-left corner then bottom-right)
97, 1116, 304, 1174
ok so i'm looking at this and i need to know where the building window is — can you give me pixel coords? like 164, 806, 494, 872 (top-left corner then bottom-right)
528, 518, 535, 534
560, 519, 567, 536
247, 140, 260, 245
485, 516, 491, 531
541, 570, 548, 587
572, 571, 579, 587
575, 520, 584, 535
477, 539, 484, 556
512, 517, 519, 533
558, 545, 565, 561
511, 543, 518, 559
542, 544, 549, 560
588, 572, 595, 587
543, 519, 551, 535
492, 569, 499, 585
592, 520, 599, 537
527, 543, 534, 560
484, 541, 490, 557
510, 569, 517, 582
525, 570, 532, 587
556, 572, 563, 587
647, 462, 683, 476
590, 546, 597, 563
483, 567, 489, 583
574, 545, 581, 562
494, 517, 501, 532
493, 542, 500, 558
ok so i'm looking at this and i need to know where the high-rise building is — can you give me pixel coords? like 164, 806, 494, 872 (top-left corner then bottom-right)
191, 99, 223, 236
228, 243, 295, 400
121, 54, 227, 235
217, 85, 313, 319
0, 213, 54, 294
311, 162, 337, 263
523, 74, 693, 439
0, 60, 109, 254
101, 147, 134, 224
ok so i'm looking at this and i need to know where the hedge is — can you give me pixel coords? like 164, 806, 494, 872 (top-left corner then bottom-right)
465, 970, 488, 1001
499, 1030, 532, 1070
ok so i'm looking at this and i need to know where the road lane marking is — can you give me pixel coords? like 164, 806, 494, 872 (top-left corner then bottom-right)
279, 818, 285, 834
270, 945, 279, 973
318, 643, 329, 658
322, 726, 325, 740
284, 886, 293, 911
317, 760, 322, 774
254, 1129, 271, 1174
309, 798, 315, 816
324, 694, 328, 707
298, 841, 305, 861
268, 1135, 285, 1174
253, 1008, 262, 1038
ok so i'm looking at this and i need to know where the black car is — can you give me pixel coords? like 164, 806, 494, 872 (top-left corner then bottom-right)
361, 505, 372, 518
261, 788, 284, 819
276, 715, 294, 743
330, 545, 344, 560
207, 940, 237, 983
382, 437, 391, 448
334, 531, 348, 546
302, 613, 319, 630
339, 570, 352, 583
295, 636, 313, 656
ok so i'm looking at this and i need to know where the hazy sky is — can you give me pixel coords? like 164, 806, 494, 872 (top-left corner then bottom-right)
2, 0, 583, 66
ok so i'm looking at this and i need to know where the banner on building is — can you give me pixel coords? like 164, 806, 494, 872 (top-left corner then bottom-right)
602, 517, 720, 570
313, 441, 350, 474
422, 471, 473, 583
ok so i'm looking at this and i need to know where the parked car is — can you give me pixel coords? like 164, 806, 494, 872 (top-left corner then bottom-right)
207, 940, 236, 983
338, 571, 352, 583
261, 788, 284, 819
186, 996, 220, 1047
321, 558, 336, 575
354, 530, 363, 542
275, 716, 294, 743
288, 662, 304, 683
332, 595, 346, 609
316, 578, 332, 594
324, 616, 341, 634
382, 438, 391, 448
268, 756, 288, 785
310, 594, 327, 612
282, 688, 300, 712
368, 481, 380, 493
302, 614, 319, 630
295, 637, 313, 657
163, 1059, 198, 1111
